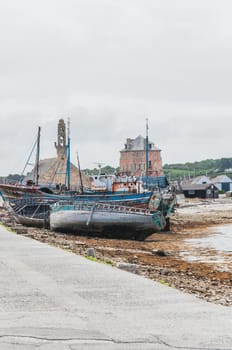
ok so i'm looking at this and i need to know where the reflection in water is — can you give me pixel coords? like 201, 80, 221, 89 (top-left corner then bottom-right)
181, 224, 232, 271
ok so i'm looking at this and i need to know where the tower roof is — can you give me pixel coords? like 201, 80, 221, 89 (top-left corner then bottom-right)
121, 135, 161, 151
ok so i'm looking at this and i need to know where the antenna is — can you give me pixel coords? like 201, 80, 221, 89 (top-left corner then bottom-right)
94, 162, 105, 175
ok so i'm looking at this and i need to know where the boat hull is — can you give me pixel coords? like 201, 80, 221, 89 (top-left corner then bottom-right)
0, 184, 153, 207
14, 214, 49, 228
5, 199, 50, 228
50, 202, 166, 240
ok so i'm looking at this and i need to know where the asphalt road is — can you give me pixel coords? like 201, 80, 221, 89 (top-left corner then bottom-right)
0, 225, 231, 350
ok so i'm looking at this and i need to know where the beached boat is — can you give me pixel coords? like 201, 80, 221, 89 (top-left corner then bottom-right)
0, 182, 153, 207
5, 198, 50, 228
50, 201, 167, 240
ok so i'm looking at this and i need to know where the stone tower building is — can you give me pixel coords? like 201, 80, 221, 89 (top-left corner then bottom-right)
55, 119, 67, 157
120, 135, 163, 177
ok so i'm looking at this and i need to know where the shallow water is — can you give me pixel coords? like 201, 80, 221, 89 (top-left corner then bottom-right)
181, 224, 232, 271
197, 225, 232, 252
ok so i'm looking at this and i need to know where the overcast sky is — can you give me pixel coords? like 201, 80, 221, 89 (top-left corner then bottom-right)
1, 0, 232, 176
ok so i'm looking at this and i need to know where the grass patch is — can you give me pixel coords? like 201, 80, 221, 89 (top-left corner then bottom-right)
0, 222, 16, 234
60, 247, 73, 253
103, 259, 115, 267
85, 255, 115, 266
158, 279, 172, 287
85, 255, 98, 262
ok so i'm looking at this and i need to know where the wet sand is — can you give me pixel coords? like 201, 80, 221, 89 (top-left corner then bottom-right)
0, 197, 232, 306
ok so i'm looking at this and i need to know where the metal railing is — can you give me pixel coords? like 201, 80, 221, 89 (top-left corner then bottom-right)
52, 200, 157, 216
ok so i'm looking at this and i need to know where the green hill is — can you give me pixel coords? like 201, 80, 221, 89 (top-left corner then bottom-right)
163, 158, 232, 180
2, 158, 232, 182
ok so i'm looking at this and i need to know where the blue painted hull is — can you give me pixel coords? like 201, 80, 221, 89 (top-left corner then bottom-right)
44, 191, 153, 206
0, 184, 153, 207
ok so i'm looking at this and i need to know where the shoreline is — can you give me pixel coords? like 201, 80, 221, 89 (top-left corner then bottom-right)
0, 198, 232, 306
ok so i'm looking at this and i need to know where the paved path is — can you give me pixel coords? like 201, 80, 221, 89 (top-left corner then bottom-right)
0, 225, 231, 350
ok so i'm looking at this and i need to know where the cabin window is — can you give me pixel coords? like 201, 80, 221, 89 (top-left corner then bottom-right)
188, 190, 195, 195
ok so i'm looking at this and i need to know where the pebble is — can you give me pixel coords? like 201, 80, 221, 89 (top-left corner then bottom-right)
116, 263, 140, 275
86, 247, 96, 258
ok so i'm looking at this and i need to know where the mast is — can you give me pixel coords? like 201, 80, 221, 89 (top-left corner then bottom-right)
66, 118, 71, 191
35, 126, 41, 186
20, 126, 41, 183
145, 118, 149, 189
77, 152, 84, 194
34, 126, 41, 186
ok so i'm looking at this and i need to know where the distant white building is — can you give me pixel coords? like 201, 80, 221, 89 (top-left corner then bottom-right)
211, 175, 232, 192
181, 175, 210, 187
190, 176, 211, 185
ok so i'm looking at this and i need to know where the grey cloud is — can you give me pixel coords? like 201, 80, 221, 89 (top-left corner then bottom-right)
1, 0, 232, 174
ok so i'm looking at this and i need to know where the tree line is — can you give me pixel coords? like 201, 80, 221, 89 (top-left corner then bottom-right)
163, 157, 232, 180
1, 158, 232, 183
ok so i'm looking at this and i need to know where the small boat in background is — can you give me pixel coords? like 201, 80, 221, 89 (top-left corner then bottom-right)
50, 201, 167, 240
89, 174, 143, 193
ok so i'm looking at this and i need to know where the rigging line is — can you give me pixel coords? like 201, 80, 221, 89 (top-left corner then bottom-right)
8, 132, 38, 182
49, 146, 67, 186
77, 151, 84, 194
20, 137, 38, 179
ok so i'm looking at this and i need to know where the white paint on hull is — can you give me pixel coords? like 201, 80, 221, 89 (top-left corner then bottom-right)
50, 208, 165, 235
